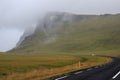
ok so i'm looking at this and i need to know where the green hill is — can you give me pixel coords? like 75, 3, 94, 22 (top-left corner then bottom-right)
10, 13, 120, 55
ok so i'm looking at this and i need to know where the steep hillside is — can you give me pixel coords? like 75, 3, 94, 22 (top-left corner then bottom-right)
11, 13, 120, 54
16, 26, 35, 47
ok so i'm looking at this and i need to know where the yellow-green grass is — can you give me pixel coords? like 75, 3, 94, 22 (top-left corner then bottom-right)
0, 54, 110, 80
0, 54, 76, 74
74, 49, 120, 57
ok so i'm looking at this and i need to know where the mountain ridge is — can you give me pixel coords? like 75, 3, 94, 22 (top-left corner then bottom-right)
10, 12, 120, 54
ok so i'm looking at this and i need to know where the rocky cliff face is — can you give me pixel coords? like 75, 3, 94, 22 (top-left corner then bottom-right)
15, 25, 36, 47
16, 12, 94, 48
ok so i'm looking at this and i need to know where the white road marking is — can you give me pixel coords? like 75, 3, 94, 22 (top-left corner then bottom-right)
87, 68, 92, 71
74, 71, 83, 74
112, 71, 120, 79
55, 76, 68, 80
95, 66, 98, 68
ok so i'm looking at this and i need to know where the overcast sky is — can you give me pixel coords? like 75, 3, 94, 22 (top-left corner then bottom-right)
0, 0, 120, 52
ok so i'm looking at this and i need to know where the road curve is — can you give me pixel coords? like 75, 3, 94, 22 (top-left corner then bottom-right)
50, 56, 120, 80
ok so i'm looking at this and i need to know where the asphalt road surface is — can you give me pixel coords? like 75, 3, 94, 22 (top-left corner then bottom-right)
51, 56, 120, 80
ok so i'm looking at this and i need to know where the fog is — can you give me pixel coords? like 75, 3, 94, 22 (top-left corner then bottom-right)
0, 0, 120, 52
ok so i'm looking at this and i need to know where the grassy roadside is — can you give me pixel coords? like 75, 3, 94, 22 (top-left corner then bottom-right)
0, 54, 111, 80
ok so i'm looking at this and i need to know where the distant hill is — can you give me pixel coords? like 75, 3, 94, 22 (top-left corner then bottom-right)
10, 12, 120, 54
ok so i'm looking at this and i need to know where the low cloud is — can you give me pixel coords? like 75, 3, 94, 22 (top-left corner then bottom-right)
0, 0, 120, 30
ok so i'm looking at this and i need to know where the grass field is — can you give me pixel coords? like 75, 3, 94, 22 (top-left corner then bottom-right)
0, 53, 110, 80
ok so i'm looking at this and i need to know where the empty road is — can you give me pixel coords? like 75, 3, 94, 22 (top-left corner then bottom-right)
51, 56, 120, 80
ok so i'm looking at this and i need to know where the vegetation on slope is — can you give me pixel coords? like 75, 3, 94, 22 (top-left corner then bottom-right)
11, 14, 120, 54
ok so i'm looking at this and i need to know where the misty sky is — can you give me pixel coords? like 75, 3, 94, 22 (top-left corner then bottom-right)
0, 0, 120, 52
